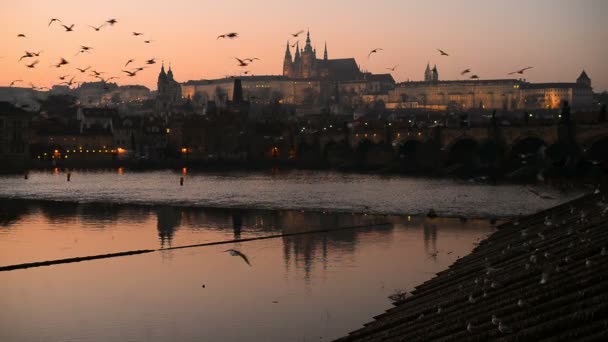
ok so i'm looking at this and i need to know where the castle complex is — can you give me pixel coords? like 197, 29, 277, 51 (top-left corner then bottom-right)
166, 31, 595, 113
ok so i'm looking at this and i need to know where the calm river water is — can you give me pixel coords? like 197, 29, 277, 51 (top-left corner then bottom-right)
0, 170, 583, 341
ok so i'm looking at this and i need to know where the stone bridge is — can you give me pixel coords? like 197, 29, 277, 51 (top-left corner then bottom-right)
295, 122, 608, 168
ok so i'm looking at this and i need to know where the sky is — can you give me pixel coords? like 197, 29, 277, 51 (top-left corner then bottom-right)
1, 0, 606, 91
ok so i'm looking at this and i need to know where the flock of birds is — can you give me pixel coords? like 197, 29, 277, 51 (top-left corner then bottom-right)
9, 17, 158, 91
7, 22, 535, 92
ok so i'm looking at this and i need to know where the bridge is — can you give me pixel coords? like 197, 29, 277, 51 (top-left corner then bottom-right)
295, 120, 608, 170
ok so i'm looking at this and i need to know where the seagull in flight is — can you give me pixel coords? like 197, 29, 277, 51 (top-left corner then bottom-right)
17, 33, 26, 38
244, 57, 260, 63
48, 18, 62, 27
125, 59, 135, 67
470, 74, 479, 79
132, 32, 143, 36
90, 70, 104, 77
291, 30, 305, 38
54, 58, 69, 68
76, 66, 91, 73
386, 65, 399, 71
217, 32, 238, 39
235, 57, 249, 67
223, 249, 251, 266
145, 58, 156, 65
461, 68, 471, 75
508, 66, 533, 75
89, 24, 106, 31
122, 70, 139, 77
106, 18, 118, 26
9, 80, 23, 87
290, 41, 299, 48
19, 51, 34, 61
61, 24, 75, 32
144, 40, 154, 44
26, 60, 39, 68
437, 49, 449, 56
368, 48, 383, 58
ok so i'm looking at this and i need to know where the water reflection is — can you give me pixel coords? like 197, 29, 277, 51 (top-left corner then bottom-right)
156, 206, 181, 248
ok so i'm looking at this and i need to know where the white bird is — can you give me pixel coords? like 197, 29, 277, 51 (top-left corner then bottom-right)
491, 314, 500, 325
498, 321, 513, 334
466, 322, 476, 333
223, 249, 251, 266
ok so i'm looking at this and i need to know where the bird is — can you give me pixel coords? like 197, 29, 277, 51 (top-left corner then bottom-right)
223, 249, 251, 266
466, 322, 476, 333
26, 60, 39, 68
48, 18, 62, 27
368, 48, 383, 58
19, 51, 34, 61
32, 50, 43, 57
106, 18, 118, 26
508, 67, 533, 75
17, 34, 26, 38
437, 49, 449, 56
244, 57, 260, 63
235, 57, 249, 67
145, 58, 156, 65
243, 70, 251, 75
290, 41, 299, 48
132, 66, 146, 72
461, 68, 471, 75
491, 315, 500, 326
143, 40, 154, 44
9, 80, 23, 87
58, 75, 70, 81
470, 75, 479, 79
90, 70, 104, 77
386, 65, 399, 71
124, 59, 135, 67
76, 66, 91, 73
217, 32, 238, 39
61, 77, 76, 87
291, 30, 305, 38
132, 32, 143, 36
54, 58, 69, 68
122, 70, 139, 77
61, 24, 75, 32
498, 322, 512, 334
89, 24, 106, 31
80, 45, 93, 51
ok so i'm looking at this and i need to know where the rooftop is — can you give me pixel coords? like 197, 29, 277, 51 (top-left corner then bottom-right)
337, 192, 608, 342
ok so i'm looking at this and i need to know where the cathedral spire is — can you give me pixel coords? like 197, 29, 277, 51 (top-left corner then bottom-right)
323, 41, 328, 60
167, 63, 174, 79
305, 29, 311, 47
294, 41, 301, 60
285, 41, 292, 59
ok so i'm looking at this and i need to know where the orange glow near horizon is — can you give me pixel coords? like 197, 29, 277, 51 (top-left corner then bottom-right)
0, 0, 606, 91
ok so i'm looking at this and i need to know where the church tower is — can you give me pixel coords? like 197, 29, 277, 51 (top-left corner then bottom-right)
432, 65, 439, 82
323, 41, 328, 60
283, 41, 293, 77
424, 63, 432, 82
577, 70, 591, 87
293, 41, 301, 78
301, 30, 315, 78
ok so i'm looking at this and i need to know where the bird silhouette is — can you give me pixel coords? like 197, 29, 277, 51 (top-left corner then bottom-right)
58, 75, 70, 81
19, 51, 34, 61
26, 60, 39, 68
61, 24, 75, 32
368, 48, 383, 58
122, 70, 139, 77
32, 50, 43, 57
143, 40, 154, 44
17, 34, 26, 38
89, 24, 106, 31
90, 70, 104, 77
124, 59, 135, 67
54, 58, 69, 68
132, 32, 143, 36
76, 66, 91, 73
145, 58, 156, 65
461, 68, 471, 75
290, 41, 299, 48
235, 57, 249, 67
437, 49, 449, 56
106, 18, 118, 26
217, 32, 238, 39
48, 18, 62, 27
386, 65, 398, 71
223, 249, 251, 266
470, 74, 479, 79
291, 30, 305, 38
508, 67, 533, 75
243, 70, 251, 75
244, 57, 260, 63
61, 77, 76, 87
9, 80, 23, 87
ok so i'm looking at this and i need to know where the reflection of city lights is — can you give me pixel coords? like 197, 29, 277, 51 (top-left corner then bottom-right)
181, 148, 188, 154
117, 147, 126, 154
182, 167, 188, 175
117, 167, 124, 175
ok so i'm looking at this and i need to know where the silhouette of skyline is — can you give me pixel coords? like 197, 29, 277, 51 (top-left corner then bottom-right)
1, 0, 606, 90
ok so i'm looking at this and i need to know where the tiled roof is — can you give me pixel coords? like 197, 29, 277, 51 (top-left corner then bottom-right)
336, 192, 608, 342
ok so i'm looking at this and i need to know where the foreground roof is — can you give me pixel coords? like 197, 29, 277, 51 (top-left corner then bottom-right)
336, 192, 608, 341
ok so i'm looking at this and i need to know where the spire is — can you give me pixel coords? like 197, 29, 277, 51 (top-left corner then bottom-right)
323, 41, 327, 60
284, 41, 292, 59
425, 62, 430, 72
294, 41, 301, 61
159, 63, 167, 80
167, 63, 173, 79
305, 29, 311, 47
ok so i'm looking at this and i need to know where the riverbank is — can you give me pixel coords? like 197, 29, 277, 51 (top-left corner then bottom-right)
336, 190, 607, 341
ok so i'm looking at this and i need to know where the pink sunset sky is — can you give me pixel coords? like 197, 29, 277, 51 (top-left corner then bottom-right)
1, 0, 606, 91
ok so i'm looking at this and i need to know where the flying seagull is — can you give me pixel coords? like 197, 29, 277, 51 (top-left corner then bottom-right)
122, 70, 139, 77
508, 66, 533, 75
76, 66, 91, 73
145, 58, 156, 65
470, 74, 479, 79
217, 32, 238, 39
235, 57, 249, 67
26, 60, 39, 68
368, 48, 383, 58
48, 18, 62, 27
144, 40, 154, 44
17, 34, 26, 38
244, 57, 260, 63
132, 32, 143, 36
106, 18, 118, 26
124, 59, 135, 67
223, 249, 251, 266
437, 49, 449, 56
61, 24, 75, 32
291, 30, 305, 38
89, 24, 106, 31
461, 68, 471, 75
54, 58, 69, 68
386, 65, 399, 71
19, 51, 34, 61
9, 80, 23, 87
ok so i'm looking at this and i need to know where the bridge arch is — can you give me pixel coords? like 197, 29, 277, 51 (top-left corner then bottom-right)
445, 137, 479, 167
